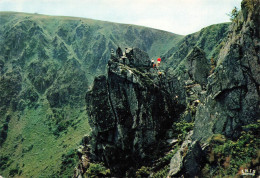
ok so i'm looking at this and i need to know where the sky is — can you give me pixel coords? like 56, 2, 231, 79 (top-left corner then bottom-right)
0, 0, 242, 35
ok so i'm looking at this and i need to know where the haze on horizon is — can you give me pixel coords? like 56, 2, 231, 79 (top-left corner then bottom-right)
0, 0, 241, 35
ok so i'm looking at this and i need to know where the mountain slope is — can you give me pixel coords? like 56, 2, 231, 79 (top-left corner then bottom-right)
0, 12, 183, 80
0, 11, 232, 177
162, 23, 230, 70
0, 11, 183, 177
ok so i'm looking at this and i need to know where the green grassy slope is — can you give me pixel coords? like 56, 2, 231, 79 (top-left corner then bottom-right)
162, 23, 230, 70
0, 12, 183, 177
0, 106, 89, 177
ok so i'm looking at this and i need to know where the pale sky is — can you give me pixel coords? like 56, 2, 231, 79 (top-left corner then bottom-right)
0, 0, 241, 35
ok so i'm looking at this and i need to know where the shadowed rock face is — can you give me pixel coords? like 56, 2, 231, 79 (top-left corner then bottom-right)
85, 48, 185, 175
185, 47, 209, 87
167, 1, 260, 177
192, 0, 260, 142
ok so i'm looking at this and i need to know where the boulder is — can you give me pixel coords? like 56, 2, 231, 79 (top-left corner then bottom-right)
185, 46, 210, 87
168, 131, 204, 177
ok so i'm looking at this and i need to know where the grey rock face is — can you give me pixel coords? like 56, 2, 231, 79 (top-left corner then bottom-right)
185, 46, 210, 87
168, 46, 210, 123
192, 0, 260, 142
85, 48, 185, 175
173, 46, 210, 101
168, 2, 260, 177
168, 131, 203, 177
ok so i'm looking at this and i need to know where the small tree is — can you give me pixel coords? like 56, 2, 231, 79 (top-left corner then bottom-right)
228, 7, 239, 22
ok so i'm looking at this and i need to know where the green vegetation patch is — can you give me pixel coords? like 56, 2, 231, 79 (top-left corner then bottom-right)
58, 148, 78, 176
202, 121, 260, 177
85, 163, 111, 178
172, 120, 194, 142
134, 145, 180, 178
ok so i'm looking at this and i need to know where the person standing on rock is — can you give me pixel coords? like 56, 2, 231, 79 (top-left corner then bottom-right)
122, 56, 127, 66
158, 71, 162, 77
151, 58, 155, 68
157, 57, 161, 67
116, 47, 123, 58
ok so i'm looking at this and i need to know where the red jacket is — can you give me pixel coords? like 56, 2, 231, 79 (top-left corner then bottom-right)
157, 58, 161, 62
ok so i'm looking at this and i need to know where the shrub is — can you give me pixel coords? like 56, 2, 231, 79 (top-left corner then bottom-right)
136, 166, 151, 177
173, 120, 194, 142
228, 7, 239, 22
0, 155, 10, 170
9, 164, 21, 177
59, 149, 78, 176
9, 168, 19, 177
211, 134, 226, 144
243, 0, 257, 12
152, 165, 169, 178
204, 122, 260, 177
0, 122, 8, 146
85, 163, 110, 178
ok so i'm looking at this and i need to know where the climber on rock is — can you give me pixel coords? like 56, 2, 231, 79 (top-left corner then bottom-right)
194, 99, 200, 106
116, 47, 123, 58
122, 56, 127, 65
158, 71, 162, 77
157, 57, 161, 67
151, 58, 154, 68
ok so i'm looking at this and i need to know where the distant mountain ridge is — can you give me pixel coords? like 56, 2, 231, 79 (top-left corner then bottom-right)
0, 11, 183, 79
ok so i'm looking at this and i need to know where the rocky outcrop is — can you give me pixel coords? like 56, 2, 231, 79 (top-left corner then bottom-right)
163, 23, 230, 71
168, 1, 260, 176
168, 131, 204, 177
184, 47, 209, 87
79, 2, 260, 177
167, 46, 210, 123
192, 0, 260, 142
84, 48, 185, 176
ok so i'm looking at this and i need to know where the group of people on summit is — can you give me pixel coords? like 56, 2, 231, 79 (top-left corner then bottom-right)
151, 58, 163, 76
151, 57, 161, 69
111, 47, 163, 75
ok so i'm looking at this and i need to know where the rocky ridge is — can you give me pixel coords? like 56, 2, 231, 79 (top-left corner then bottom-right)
168, 0, 260, 177
78, 48, 185, 176
75, 44, 212, 176
192, 0, 260, 142
77, 0, 260, 177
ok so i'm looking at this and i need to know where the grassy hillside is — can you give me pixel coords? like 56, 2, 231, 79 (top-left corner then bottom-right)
0, 12, 183, 80
0, 12, 183, 177
162, 23, 230, 70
